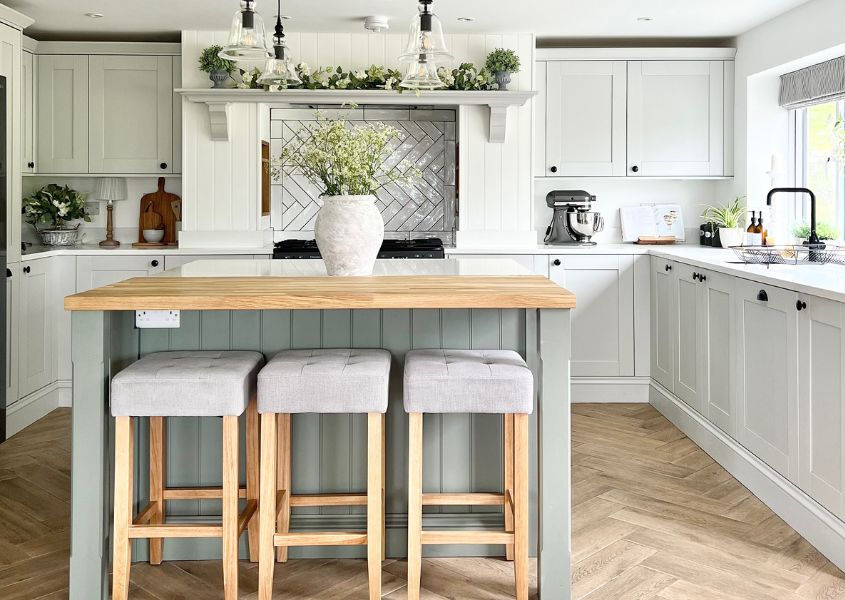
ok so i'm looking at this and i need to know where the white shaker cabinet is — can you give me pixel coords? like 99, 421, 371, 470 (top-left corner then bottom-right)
5, 264, 19, 411
76, 255, 164, 292
673, 263, 703, 413
735, 279, 799, 482
37, 55, 89, 173
701, 270, 736, 435
650, 257, 675, 391
542, 61, 627, 177
627, 60, 725, 177
88, 55, 173, 174
550, 255, 634, 377
798, 295, 845, 518
21, 49, 34, 172
19, 258, 55, 398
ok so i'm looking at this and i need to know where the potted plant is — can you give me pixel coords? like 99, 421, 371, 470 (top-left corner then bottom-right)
792, 222, 839, 242
485, 48, 521, 91
198, 45, 233, 89
23, 184, 91, 246
702, 197, 746, 248
274, 111, 419, 275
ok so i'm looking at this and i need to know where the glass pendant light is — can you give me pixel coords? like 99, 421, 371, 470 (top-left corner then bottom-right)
219, 0, 272, 63
399, 0, 453, 90
257, 0, 301, 86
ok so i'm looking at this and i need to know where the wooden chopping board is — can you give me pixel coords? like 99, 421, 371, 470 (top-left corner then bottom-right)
134, 178, 180, 247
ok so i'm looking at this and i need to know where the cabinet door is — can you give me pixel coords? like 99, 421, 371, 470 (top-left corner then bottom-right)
627, 60, 725, 177
650, 257, 675, 390
37, 55, 88, 173
736, 279, 799, 481
550, 255, 634, 377
673, 264, 703, 412
798, 295, 845, 518
76, 255, 164, 292
545, 61, 627, 177
21, 50, 34, 172
19, 259, 54, 398
89, 55, 173, 174
171, 55, 182, 174
5, 264, 19, 414
702, 270, 736, 435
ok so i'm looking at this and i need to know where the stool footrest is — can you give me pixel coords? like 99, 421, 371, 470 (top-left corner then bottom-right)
273, 532, 368, 547
421, 530, 514, 545
129, 524, 224, 539
163, 487, 248, 500
290, 493, 369, 507
422, 493, 505, 506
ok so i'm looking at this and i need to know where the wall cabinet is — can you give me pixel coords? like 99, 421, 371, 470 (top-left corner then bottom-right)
89, 55, 173, 174
19, 258, 54, 398
21, 49, 34, 172
550, 254, 634, 377
37, 55, 89, 173
76, 255, 164, 292
541, 61, 627, 177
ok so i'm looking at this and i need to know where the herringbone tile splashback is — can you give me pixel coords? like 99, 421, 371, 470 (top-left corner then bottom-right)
270, 107, 456, 244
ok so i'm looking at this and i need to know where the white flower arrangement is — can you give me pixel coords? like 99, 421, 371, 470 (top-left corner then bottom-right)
22, 184, 91, 230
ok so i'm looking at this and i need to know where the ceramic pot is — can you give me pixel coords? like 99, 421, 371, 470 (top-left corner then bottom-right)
495, 71, 512, 91
209, 70, 229, 89
315, 195, 384, 276
719, 227, 745, 248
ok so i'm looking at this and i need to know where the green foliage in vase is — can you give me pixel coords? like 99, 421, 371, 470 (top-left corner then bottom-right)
485, 48, 521, 74
272, 108, 420, 197
702, 197, 747, 228
23, 184, 91, 229
792, 221, 839, 241
198, 45, 233, 74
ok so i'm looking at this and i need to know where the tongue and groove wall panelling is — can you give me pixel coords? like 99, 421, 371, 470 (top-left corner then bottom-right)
180, 31, 535, 249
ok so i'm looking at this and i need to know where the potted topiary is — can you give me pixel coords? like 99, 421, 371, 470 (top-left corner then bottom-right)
23, 184, 91, 246
485, 48, 521, 91
198, 45, 233, 89
702, 197, 747, 248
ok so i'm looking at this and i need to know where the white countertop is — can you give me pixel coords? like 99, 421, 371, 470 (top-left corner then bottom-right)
21, 244, 273, 261
446, 243, 651, 255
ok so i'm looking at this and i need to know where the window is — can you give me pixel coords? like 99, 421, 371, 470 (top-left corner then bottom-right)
792, 100, 845, 240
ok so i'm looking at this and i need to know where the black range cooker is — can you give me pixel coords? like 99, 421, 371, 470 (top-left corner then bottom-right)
273, 237, 446, 260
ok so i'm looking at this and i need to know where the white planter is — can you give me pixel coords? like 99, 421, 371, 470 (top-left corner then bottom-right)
719, 227, 745, 248
315, 195, 384, 276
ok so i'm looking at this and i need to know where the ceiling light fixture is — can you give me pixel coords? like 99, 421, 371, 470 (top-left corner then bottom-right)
219, 0, 272, 63
457, 17, 474, 22
85, 12, 104, 18
399, 0, 453, 90
257, 0, 301, 86
364, 16, 390, 33
637, 16, 653, 22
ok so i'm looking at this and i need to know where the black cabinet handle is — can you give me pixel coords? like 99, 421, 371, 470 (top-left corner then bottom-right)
552, 259, 561, 266
549, 166, 558, 173
757, 290, 768, 302
27, 161, 34, 169
665, 264, 672, 272
796, 300, 807, 311
151, 260, 160, 267
160, 162, 168, 170
693, 272, 699, 281
6, 268, 11, 278
631, 165, 640, 173
23, 265, 31, 274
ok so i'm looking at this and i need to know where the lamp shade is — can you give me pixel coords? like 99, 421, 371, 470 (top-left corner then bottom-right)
399, 0, 452, 90
95, 177, 127, 202
219, 0, 272, 62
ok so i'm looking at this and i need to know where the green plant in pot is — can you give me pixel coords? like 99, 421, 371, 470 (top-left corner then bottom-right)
23, 184, 91, 246
702, 197, 747, 248
198, 45, 233, 89
485, 48, 520, 91
792, 221, 839, 242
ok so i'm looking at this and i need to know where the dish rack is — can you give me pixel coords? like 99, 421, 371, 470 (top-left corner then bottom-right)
732, 245, 845, 266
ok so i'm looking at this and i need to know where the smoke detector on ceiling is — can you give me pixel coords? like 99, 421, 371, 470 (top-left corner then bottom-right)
364, 16, 389, 33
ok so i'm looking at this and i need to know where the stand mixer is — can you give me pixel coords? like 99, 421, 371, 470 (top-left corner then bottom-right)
543, 190, 605, 246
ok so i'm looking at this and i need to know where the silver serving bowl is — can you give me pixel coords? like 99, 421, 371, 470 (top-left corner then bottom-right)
38, 227, 80, 247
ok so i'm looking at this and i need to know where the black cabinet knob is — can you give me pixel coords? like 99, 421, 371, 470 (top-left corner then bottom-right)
757, 290, 769, 302
693, 272, 699, 281
631, 165, 640, 173
552, 259, 561, 266
23, 265, 31, 274
6, 268, 11, 278
700, 274, 707, 282
665, 264, 672, 272
27, 161, 34, 169
151, 260, 160, 267
796, 300, 807, 311
160, 162, 168, 170
550, 166, 558, 173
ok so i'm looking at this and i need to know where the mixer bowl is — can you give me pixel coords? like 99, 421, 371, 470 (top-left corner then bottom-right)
565, 211, 604, 240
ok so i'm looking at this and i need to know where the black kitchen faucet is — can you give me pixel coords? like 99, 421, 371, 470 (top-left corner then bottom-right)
766, 187, 823, 247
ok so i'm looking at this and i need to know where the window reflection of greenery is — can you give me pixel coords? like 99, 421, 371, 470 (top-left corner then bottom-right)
802, 101, 844, 239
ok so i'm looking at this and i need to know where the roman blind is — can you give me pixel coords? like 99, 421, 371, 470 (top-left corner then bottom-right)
780, 55, 845, 109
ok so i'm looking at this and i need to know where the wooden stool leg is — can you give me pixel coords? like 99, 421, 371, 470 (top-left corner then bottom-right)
276, 413, 291, 563
407, 413, 423, 600
258, 413, 277, 600
149, 416, 165, 565
246, 398, 260, 563
112, 416, 134, 600
503, 413, 515, 561
367, 413, 383, 600
222, 416, 239, 600
381, 412, 387, 562
514, 414, 529, 600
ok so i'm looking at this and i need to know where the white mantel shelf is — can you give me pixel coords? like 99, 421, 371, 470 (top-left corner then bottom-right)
177, 88, 536, 143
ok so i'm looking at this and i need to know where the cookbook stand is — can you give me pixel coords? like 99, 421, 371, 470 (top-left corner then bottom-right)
132, 178, 181, 248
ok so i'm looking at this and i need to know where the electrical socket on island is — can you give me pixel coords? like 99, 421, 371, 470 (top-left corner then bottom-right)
135, 310, 181, 329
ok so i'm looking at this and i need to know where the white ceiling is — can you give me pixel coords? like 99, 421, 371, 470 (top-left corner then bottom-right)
7, 0, 811, 42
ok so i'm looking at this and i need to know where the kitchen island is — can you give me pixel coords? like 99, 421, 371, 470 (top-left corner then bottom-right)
64, 258, 576, 600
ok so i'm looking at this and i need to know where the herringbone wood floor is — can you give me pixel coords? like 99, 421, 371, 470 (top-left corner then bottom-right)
2, 405, 845, 599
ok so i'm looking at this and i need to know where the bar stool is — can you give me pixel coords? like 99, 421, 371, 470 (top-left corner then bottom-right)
110, 350, 265, 600
257, 349, 390, 600
404, 349, 533, 600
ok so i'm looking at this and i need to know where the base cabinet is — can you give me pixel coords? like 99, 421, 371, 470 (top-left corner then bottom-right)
702, 271, 736, 435
673, 263, 703, 412
19, 258, 54, 398
650, 257, 675, 390
76, 255, 164, 292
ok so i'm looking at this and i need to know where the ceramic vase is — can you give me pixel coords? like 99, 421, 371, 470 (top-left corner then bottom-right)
719, 227, 745, 248
495, 71, 512, 91
209, 70, 229, 89
315, 195, 384, 276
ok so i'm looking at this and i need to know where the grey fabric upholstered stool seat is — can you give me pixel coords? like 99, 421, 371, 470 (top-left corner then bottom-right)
109, 351, 264, 600
257, 349, 390, 600
403, 349, 534, 600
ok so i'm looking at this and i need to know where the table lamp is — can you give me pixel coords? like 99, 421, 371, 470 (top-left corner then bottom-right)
96, 177, 127, 248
